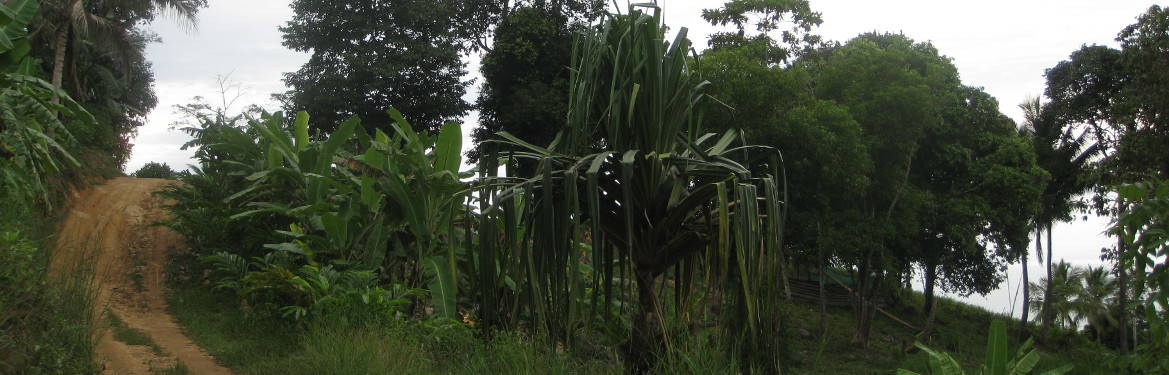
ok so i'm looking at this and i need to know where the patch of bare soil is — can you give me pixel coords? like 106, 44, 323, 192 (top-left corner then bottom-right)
52, 177, 232, 375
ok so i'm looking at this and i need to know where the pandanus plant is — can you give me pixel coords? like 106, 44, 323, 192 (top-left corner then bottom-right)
477, 4, 790, 372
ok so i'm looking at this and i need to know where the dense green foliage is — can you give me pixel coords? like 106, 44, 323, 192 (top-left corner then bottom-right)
899, 320, 1071, 375
0, 1, 99, 372
701, 0, 824, 64
469, 5, 575, 166
1110, 180, 1169, 372
474, 5, 793, 371
794, 32, 1046, 343
9, 0, 1169, 372
279, 0, 471, 133
30, 0, 206, 170
130, 161, 183, 179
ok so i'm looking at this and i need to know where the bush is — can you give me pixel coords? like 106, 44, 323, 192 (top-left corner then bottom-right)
0, 231, 98, 374
131, 161, 185, 179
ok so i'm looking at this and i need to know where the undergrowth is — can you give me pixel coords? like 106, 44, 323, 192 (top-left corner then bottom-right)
169, 246, 1113, 375
0, 200, 99, 374
167, 253, 619, 374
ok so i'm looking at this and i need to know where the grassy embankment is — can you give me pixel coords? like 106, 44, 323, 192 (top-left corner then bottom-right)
0, 198, 98, 374
166, 251, 1112, 375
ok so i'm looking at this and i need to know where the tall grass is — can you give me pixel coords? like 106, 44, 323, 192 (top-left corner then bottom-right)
0, 226, 100, 374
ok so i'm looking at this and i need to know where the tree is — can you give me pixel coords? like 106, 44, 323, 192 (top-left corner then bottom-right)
1017, 95, 1100, 339
810, 33, 1043, 343
915, 86, 1043, 324
130, 161, 182, 179
1075, 266, 1118, 343
0, 0, 94, 206
280, 0, 471, 134
702, 0, 824, 65
1028, 261, 1084, 329
31, 0, 206, 168
469, 6, 574, 167
447, 0, 603, 53
1041, 5, 1169, 346
1114, 5, 1169, 177
35, 0, 203, 101
1111, 179, 1169, 373
696, 44, 872, 310
808, 34, 947, 344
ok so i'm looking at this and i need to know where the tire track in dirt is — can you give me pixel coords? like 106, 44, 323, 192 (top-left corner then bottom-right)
51, 177, 232, 375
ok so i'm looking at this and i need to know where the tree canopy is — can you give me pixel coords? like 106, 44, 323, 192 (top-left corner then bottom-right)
702, 0, 824, 65
469, 6, 576, 166
809, 33, 1044, 327
279, 0, 472, 134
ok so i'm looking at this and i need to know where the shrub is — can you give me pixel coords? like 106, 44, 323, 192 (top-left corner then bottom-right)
131, 161, 186, 179
0, 231, 98, 374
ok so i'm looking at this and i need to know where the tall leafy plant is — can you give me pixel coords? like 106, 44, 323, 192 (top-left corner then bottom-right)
168, 107, 471, 322
476, 4, 790, 372
1110, 180, 1169, 373
898, 320, 1072, 375
0, 0, 92, 207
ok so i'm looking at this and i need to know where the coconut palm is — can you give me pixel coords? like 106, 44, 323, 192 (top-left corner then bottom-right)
1029, 261, 1084, 329
1074, 266, 1118, 342
35, 0, 203, 97
1018, 96, 1101, 337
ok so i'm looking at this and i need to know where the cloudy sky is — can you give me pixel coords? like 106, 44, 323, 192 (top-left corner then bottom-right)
128, 0, 1159, 316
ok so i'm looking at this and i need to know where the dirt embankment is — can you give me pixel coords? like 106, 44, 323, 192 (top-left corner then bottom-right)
52, 177, 231, 375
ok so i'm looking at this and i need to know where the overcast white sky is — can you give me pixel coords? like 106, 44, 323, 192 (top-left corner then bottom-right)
128, 0, 1160, 317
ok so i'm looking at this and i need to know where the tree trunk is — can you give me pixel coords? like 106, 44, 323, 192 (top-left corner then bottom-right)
852, 249, 880, 348
923, 257, 938, 320
51, 27, 69, 100
1041, 225, 1054, 340
1019, 241, 1031, 337
1117, 214, 1129, 354
628, 267, 662, 374
779, 247, 792, 300
818, 242, 826, 336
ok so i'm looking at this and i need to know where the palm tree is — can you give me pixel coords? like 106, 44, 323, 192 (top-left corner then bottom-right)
1018, 96, 1101, 338
1074, 266, 1117, 342
1028, 261, 1084, 329
35, 0, 202, 97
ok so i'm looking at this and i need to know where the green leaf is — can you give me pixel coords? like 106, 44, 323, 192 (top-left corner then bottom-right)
1009, 350, 1040, 375
294, 110, 310, 151
1035, 364, 1073, 375
426, 256, 457, 319
985, 320, 1009, 375
434, 121, 462, 174
497, 131, 554, 156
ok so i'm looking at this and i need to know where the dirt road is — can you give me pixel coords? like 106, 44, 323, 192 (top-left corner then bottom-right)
52, 177, 231, 375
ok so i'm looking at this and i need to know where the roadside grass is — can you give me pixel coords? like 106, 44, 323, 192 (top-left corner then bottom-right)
0, 201, 100, 374
107, 312, 165, 355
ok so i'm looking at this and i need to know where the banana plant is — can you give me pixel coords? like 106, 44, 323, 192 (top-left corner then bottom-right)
898, 320, 1073, 375
224, 108, 470, 319
0, 0, 92, 207
346, 109, 468, 319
